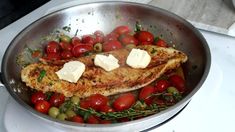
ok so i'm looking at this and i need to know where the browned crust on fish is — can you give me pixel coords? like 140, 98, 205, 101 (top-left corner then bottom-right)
21, 45, 187, 97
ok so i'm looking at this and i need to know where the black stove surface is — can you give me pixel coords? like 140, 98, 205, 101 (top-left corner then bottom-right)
0, 0, 50, 29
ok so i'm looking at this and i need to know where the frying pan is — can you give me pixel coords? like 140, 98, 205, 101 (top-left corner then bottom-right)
0, 1, 211, 131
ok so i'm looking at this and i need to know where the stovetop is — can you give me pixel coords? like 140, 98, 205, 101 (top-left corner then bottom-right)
0, 0, 49, 29
1, 0, 235, 132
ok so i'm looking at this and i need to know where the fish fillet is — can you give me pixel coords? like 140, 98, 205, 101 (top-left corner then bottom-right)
21, 45, 187, 97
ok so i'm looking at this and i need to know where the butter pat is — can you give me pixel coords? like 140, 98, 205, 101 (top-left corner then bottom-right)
56, 61, 85, 83
94, 54, 120, 71
126, 48, 151, 68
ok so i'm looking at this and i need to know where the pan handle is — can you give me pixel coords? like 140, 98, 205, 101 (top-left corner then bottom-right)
0, 72, 5, 88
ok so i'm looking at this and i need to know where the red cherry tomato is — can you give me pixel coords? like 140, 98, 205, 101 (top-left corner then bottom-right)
59, 42, 73, 51
113, 25, 130, 35
81, 35, 95, 45
71, 37, 81, 46
34, 100, 50, 114
46, 41, 60, 54
119, 34, 138, 45
139, 86, 155, 105
94, 30, 104, 37
155, 38, 168, 47
61, 50, 73, 59
113, 93, 136, 111
31, 91, 46, 104
118, 117, 129, 122
72, 44, 93, 57
104, 32, 119, 42
71, 116, 84, 123
135, 31, 154, 43
45, 53, 61, 60
100, 120, 112, 124
49, 93, 65, 107
87, 115, 100, 124
103, 40, 123, 52
99, 105, 115, 113
169, 74, 185, 92
155, 80, 170, 93
140, 42, 152, 45
86, 94, 108, 111
94, 30, 105, 43
79, 100, 90, 109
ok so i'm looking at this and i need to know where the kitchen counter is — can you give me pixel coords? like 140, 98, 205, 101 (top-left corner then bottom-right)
150, 0, 235, 37
1, 0, 235, 132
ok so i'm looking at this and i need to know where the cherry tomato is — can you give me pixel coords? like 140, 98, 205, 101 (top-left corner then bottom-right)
103, 40, 123, 52
113, 25, 130, 35
31, 91, 46, 104
99, 105, 115, 113
135, 31, 154, 43
155, 80, 170, 93
95, 36, 104, 43
59, 42, 73, 51
100, 120, 112, 124
140, 42, 152, 45
87, 115, 100, 124
113, 93, 136, 111
34, 100, 51, 114
81, 35, 95, 45
61, 50, 73, 59
49, 93, 65, 107
104, 32, 119, 42
94, 30, 105, 43
71, 37, 81, 46
155, 38, 168, 47
139, 86, 155, 105
154, 99, 165, 105
72, 44, 93, 57
71, 116, 84, 123
119, 34, 138, 45
94, 30, 104, 37
86, 94, 108, 111
79, 100, 90, 109
46, 41, 60, 54
118, 117, 129, 122
45, 53, 61, 60
169, 74, 185, 92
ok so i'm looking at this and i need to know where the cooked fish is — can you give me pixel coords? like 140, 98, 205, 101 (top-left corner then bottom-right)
21, 45, 188, 98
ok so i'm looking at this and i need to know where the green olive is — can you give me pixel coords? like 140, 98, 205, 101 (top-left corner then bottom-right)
93, 43, 103, 52
65, 110, 76, 118
57, 113, 68, 121
60, 35, 71, 43
167, 87, 179, 95
48, 107, 60, 118
71, 96, 80, 105
125, 44, 136, 50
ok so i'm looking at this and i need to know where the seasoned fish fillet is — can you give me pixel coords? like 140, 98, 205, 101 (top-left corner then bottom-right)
21, 45, 187, 97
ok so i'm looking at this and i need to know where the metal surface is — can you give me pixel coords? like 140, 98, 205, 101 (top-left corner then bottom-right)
1, 1, 211, 131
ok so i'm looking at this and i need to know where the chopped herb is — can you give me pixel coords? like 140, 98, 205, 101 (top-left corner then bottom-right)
62, 26, 71, 32
154, 37, 159, 43
45, 92, 53, 100
135, 21, 142, 32
37, 70, 46, 82
83, 52, 93, 56
151, 48, 157, 54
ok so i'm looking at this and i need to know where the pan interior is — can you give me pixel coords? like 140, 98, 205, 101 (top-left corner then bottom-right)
1, 1, 210, 128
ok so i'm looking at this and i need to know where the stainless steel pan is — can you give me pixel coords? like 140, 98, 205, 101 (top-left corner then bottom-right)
1, 1, 211, 131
